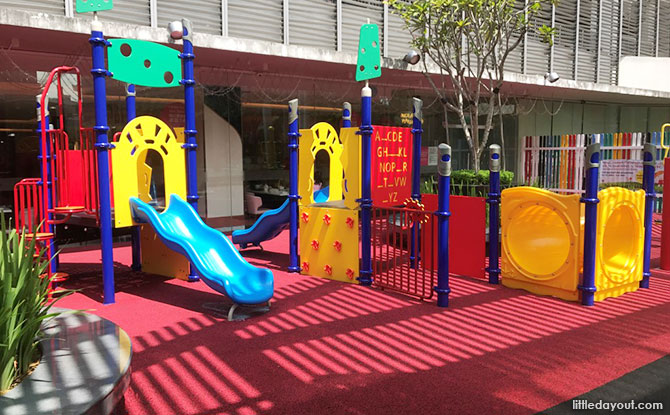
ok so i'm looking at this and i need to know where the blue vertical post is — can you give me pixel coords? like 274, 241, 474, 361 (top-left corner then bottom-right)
358, 83, 373, 286
90, 18, 115, 304
288, 99, 300, 272
342, 102, 351, 128
434, 143, 451, 307
641, 143, 656, 289
486, 144, 501, 284
180, 19, 199, 282
126, 84, 142, 272
37, 97, 58, 273
580, 143, 600, 306
410, 98, 423, 267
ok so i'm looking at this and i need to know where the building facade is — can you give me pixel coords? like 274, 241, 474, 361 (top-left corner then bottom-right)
1, 0, 670, 234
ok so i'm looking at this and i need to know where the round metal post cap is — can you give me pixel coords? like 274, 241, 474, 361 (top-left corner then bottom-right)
438, 143, 452, 177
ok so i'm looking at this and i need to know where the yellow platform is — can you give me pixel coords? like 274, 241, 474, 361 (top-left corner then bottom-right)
501, 186, 644, 302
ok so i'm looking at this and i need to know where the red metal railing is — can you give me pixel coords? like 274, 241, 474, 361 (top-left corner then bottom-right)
13, 178, 49, 235
371, 205, 436, 300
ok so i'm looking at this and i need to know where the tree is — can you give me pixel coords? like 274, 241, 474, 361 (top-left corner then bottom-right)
389, 0, 556, 171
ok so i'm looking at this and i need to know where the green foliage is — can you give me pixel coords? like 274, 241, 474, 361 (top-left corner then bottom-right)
421, 176, 438, 194
0, 214, 71, 393
422, 170, 515, 198
500, 170, 514, 186
451, 170, 477, 185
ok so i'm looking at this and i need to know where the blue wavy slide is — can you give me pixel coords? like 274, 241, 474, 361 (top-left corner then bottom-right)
130, 194, 274, 314
232, 199, 290, 249
232, 187, 330, 249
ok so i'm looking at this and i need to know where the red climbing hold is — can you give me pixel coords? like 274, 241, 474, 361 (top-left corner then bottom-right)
324, 264, 333, 275
346, 268, 355, 280
323, 214, 332, 225
301, 212, 310, 223
346, 217, 354, 228
311, 240, 319, 250
301, 261, 309, 272
333, 240, 342, 251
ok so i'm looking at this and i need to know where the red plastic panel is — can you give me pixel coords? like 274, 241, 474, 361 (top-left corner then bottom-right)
371, 125, 413, 207
64, 150, 85, 207
422, 194, 486, 279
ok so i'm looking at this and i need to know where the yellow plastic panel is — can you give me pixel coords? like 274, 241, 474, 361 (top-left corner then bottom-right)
594, 187, 644, 301
340, 127, 361, 210
111, 116, 187, 227
299, 206, 359, 283
501, 187, 582, 301
140, 225, 189, 280
137, 151, 152, 202
298, 128, 316, 205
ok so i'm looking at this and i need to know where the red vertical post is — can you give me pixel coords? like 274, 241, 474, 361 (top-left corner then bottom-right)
661, 157, 670, 270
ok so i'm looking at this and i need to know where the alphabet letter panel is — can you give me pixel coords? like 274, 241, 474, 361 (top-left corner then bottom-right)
371, 126, 413, 207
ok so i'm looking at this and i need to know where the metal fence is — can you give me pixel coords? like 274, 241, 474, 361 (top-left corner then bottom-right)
521, 131, 665, 212
371, 204, 436, 300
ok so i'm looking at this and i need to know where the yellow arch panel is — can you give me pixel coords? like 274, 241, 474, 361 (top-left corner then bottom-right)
298, 122, 345, 205
111, 116, 187, 227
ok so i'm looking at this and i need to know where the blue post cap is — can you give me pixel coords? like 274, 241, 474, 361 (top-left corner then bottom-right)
643, 143, 656, 166
489, 144, 501, 172
438, 143, 451, 177
585, 143, 601, 168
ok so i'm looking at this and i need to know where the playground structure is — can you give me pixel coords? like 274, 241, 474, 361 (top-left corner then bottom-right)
12, 5, 273, 319
227, 22, 659, 307
10, 5, 661, 312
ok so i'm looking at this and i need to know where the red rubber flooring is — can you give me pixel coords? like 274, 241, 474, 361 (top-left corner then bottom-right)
56, 228, 670, 415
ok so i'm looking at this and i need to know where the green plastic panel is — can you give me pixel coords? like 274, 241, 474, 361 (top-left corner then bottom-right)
76, 0, 113, 13
108, 39, 181, 88
355, 24, 382, 82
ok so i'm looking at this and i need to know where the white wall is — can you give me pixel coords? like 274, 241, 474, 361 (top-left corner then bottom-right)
619, 57, 670, 92
203, 105, 244, 218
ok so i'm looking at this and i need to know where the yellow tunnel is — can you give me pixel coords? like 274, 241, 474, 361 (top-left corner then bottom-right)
501, 186, 644, 302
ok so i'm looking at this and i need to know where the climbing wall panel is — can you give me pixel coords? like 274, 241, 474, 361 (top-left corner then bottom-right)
299, 206, 359, 283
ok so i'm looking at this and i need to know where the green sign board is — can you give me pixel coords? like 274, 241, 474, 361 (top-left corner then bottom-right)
108, 39, 181, 88
76, 0, 113, 13
355, 24, 381, 82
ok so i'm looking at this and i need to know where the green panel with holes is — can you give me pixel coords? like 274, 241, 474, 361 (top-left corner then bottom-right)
76, 0, 113, 13
355, 24, 381, 82
108, 39, 181, 88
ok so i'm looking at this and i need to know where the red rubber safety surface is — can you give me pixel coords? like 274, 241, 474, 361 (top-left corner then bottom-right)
56, 227, 670, 415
